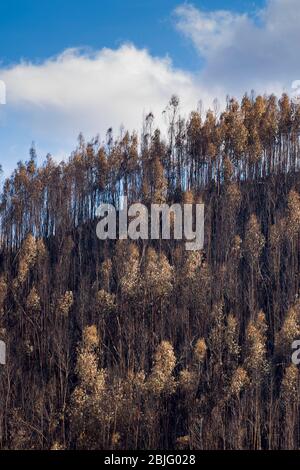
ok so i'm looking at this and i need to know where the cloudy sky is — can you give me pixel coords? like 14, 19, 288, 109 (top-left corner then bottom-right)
0, 0, 299, 175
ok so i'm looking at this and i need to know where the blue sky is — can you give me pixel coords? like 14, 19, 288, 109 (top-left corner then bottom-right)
0, 0, 298, 176
0, 1, 264, 69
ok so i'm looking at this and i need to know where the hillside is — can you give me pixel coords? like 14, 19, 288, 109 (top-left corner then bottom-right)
0, 94, 300, 449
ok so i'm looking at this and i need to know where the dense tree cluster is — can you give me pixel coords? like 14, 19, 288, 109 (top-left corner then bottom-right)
0, 93, 300, 449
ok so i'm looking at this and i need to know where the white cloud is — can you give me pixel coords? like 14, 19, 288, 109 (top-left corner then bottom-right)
175, 4, 249, 57
174, 0, 300, 96
0, 44, 216, 154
